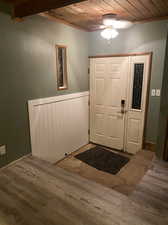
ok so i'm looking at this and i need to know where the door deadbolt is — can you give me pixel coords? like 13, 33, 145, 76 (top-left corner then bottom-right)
121, 99, 125, 105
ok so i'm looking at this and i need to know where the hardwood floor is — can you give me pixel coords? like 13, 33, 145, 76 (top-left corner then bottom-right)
0, 155, 168, 225
130, 158, 168, 218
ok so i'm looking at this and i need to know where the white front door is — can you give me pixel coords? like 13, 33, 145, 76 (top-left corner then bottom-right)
90, 55, 150, 154
90, 57, 129, 150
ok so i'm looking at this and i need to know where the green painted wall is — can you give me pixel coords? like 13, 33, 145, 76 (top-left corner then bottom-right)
0, 13, 89, 167
157, 35, 168, 159
0, 2, 12, 15
89, 20, 168, 145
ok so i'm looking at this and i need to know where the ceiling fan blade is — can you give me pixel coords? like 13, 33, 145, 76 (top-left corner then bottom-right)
112, 20, 133, 29
99, 25, 107, 29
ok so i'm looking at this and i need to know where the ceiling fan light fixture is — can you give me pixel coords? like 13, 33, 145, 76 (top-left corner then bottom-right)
101, 28, 119, 40
100, 14, 133, 40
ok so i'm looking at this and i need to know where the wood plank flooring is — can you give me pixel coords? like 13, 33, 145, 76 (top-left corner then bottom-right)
0, 155, 168, 225
130, 158, 168, 218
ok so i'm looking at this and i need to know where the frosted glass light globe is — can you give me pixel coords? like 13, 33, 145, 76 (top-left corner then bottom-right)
101, 28, 119, 40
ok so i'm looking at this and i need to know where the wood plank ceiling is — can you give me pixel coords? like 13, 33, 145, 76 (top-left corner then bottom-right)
43, 0, 168, 31
2, 0, 168, 31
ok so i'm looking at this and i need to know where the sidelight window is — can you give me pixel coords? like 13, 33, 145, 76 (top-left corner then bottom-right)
132, 63, 144, 110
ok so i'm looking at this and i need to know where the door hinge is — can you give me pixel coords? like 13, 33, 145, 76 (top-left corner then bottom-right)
88, 129, 90, 135
88, 68, 90, 75
88, 99, 90, 106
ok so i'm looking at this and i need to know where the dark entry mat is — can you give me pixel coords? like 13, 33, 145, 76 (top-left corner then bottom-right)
75, 146, 130, 175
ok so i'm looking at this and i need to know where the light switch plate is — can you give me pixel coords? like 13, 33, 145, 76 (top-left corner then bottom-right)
151, 89, 156, 96
0, 145, 6, 156
156, 89, 161, 97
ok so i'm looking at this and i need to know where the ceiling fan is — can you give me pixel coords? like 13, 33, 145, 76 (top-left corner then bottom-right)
100, 14, 133, 40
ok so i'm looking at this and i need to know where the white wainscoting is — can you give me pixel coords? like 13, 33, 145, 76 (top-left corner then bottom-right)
28, 91, 89, 163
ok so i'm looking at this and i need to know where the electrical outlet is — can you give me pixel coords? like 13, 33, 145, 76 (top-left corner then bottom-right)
0, 145, 6, 156
151, 89, 156, 96
156, 89, 161, 97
